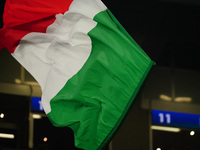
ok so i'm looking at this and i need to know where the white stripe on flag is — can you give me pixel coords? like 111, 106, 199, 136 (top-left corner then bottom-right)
12, 0, 107, 113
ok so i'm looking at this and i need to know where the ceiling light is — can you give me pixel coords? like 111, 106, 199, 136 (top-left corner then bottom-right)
190, 131, 195, 136
0, 133, 15, 139
151, 125, 181, 132
32, 114, 42, 119
43, 137, 48, 142
159, 94, 172, 101
160, 94, 192, 103
0, 113, 4, 118
175, 97, 192, 102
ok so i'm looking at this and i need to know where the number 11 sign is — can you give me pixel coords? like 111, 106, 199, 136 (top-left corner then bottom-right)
152, 110, 200, 129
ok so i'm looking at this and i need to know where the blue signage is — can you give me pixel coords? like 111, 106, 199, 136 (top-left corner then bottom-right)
152, 110, 200, 129
31, 97, 44, 112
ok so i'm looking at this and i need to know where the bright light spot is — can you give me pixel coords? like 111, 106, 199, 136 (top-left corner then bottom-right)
190, 131, 195, 136
156, 148, 161, 150
175, 97, 192, 102
151, 125, 181, 132
0, 113, 4, 118
43, 137, 48, 142
0, 133, 14, 139
32, 114, 42, 119
160, 94, 172, 101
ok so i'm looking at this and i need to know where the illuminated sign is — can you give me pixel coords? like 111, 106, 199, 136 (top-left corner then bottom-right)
31, 97, 44, 112
152, 110, 200, 129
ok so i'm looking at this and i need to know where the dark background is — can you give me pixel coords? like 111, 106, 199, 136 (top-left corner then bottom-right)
103, 0, 200, 71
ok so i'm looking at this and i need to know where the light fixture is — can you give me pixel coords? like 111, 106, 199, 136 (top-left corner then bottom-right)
0, 113, 4, 118
0, 133, 15, 139
32, 114, 42, 119
43, 137, 48, 142
151, 125, 181, 132
190, 131, 195, 136
159, 94, 192, 102
159, 94, 172, 101
156, 148, 161, 150
175, 97, 192, 102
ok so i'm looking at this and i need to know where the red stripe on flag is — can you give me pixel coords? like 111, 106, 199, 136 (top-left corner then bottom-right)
0, 0, 73, 53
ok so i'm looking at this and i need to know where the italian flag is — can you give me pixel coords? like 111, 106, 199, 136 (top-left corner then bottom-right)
0, 0, 155, 149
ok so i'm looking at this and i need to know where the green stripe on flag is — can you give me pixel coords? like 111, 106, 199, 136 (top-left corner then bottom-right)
47, 9, 155, 150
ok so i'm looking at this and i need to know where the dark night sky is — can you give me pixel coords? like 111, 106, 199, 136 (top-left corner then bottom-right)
0, 0, 200, 71
103, 0, 200, 71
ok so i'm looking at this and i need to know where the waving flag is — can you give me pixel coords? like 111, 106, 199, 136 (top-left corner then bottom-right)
0, 0, 155, 149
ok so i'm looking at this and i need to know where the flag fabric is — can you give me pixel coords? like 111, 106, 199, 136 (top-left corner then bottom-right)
0, 0, 155, 149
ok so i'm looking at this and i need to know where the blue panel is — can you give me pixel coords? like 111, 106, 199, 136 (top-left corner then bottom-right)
152, 110, 200, 129
31, 97, 44, 112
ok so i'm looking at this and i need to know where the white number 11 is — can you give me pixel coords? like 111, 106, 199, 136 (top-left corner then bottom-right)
158, 113, 171, 124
